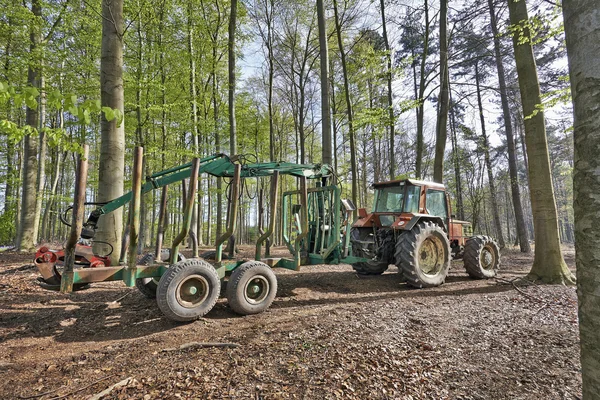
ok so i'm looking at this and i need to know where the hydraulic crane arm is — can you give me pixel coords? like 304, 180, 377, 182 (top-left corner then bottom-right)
80, 153, 334, 238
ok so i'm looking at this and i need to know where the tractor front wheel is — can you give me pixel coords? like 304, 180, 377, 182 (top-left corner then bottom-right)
156, 259, 220, 322
463, 235, 500, 278
226, 261, 277, 315
350, 228, 389, 275
395, 221, 451, 288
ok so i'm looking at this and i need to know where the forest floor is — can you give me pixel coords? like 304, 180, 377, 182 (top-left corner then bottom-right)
0, 245, 581, 399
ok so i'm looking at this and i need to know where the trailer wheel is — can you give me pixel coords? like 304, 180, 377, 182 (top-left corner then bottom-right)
350, 228, 389, 275
226, 261, 277, 315
463, 235, 500, 279
135, 250, 185, 299
156, 259, 220, 322
395, 221, 451, 288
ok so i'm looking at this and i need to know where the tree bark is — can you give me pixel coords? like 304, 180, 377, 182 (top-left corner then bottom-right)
563, 0, 600, 396
379, 0, 395, 179
433, 0, 449, 183
316, 0, 332, 165
33, 72, 46, 243
415, 0, 430, 179
96, 0, 125, 263
332, 0, 358, 219
17, 0, 42, 251
475, 62, 505, 248
188, 4, 200, 251
508, 0, 573, 284
488, 0, 530, 252
228, 0, 237, 156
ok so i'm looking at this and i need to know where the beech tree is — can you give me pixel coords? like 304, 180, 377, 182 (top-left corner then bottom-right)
95, 0, 125, 263
508, 0, 573, 284
563, 0, 600, 396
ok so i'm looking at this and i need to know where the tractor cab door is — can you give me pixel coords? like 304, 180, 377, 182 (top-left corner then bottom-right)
424, 189, 449, 229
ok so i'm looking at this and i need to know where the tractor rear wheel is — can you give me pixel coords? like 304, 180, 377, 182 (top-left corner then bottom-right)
135, 250, 185, 299
226, 261, 277, 315
463, 235, 500, 278
395, 221, 451, 288
350, 228, 389, 275
156, 259, 220, 322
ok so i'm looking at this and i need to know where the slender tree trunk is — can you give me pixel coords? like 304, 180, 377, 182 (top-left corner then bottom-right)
316, 0, 331, 165
508, 0, 573, 283
329, 59, 339, 173
332, 0, 357, 217
379, 0, 395, 179
228, 0, 237, 156
475, 62, 505, 247
266, 0, 275, 161
188, 5, 200, 251
449, 94, 464, 220
17, 0, 42, 251
415, 0, 430, 179
33, 72, 46, 243
433, 0, 449, 183
563, 0, 600, 396
488, 0, 530, 252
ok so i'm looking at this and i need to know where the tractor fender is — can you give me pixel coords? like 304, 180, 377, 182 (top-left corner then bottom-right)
394, 214, 446, 231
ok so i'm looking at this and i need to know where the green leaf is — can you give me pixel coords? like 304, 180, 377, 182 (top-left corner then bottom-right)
102, 106, 115, 121
0, 81, 7, 92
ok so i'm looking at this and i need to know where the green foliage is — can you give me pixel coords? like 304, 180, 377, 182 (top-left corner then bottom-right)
0, 209, 16, 245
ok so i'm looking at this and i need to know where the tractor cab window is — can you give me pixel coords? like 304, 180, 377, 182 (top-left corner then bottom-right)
374, 184, 405, 212
426, 189, 448, 218
404, 185, 420, 213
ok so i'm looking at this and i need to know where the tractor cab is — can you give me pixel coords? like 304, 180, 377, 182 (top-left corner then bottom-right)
355, 179, 451, 231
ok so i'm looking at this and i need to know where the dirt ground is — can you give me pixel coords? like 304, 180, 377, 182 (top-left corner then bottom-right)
0, 245, 581, 399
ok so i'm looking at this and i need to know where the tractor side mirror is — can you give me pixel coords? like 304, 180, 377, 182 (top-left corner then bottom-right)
341, 199, 356, 212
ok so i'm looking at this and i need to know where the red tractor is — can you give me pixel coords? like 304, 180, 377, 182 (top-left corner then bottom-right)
350, 178, 500, 288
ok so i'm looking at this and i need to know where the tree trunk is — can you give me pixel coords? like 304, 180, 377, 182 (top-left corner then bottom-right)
449, 92, 464, 220
508, 0, 573, 284
17, 0, 42, 251
379, 0, 395, 179
563, 0, 600, 396
188, 5, 200, 252
96, 0, 125, 263
228, 0, 237, 156
332, 0, 357, 218
433, 0, 449, 183
33, 73, 46, 243
316, 0, 332, 165
415, 0, 430, 179
475, 62, 505, 247
488, 0, 531, 252
266, 0, 275, 161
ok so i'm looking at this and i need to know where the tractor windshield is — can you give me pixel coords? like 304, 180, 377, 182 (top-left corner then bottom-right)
374, 185, 405, 212
374, 184, 421, 213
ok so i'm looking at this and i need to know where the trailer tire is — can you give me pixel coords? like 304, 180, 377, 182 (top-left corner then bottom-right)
226, 261, 277, 315
463, 235, 500, 279
135, 250, 185, 299
156, 259, 220, 322
395, 221, 451, 288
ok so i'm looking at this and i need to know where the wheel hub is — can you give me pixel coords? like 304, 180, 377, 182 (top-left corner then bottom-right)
176, 274, 209, 308
419, 236, 444, 276
481, 246, 496, 270
244, 276, 269, 305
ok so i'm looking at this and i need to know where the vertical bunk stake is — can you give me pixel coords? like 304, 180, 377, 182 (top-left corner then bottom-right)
61, 144, 89, 293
